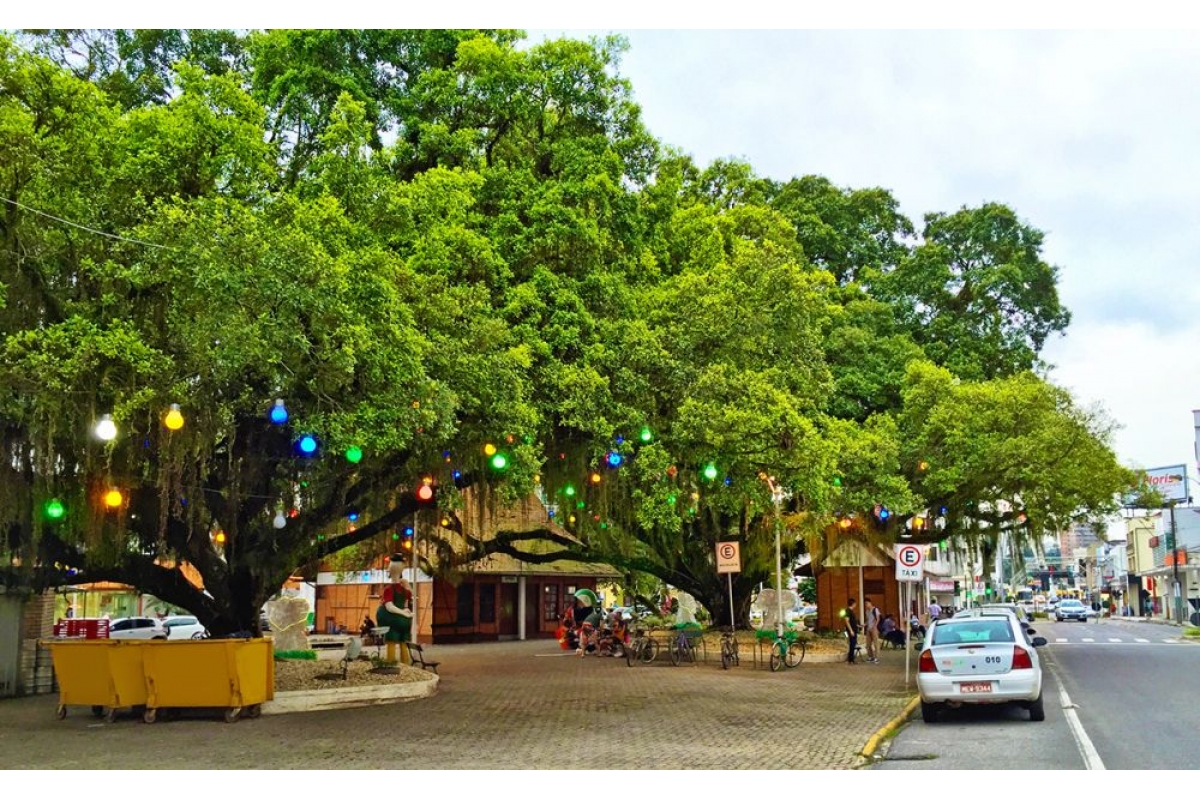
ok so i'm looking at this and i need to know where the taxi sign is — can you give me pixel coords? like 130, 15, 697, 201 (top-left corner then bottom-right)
716, 541, 741, 574
895, 543, 924, 582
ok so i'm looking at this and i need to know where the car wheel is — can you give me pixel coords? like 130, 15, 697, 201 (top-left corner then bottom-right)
920, 700, 939, 723
1028, 691, 1045, 722
191, 632, 205, 639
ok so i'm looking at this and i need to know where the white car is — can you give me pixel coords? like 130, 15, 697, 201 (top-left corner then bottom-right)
163, 615, 209, 640
917, 613, 1048, 723
108, 616, 168, 640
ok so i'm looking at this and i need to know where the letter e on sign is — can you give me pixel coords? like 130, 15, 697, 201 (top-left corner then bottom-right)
716, 541, 741, 574
895, 544, 924, 583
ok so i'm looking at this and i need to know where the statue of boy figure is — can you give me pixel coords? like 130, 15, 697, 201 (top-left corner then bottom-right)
376, 556, 414, 664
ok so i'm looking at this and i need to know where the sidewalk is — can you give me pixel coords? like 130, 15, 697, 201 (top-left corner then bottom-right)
0, 638, 916, 770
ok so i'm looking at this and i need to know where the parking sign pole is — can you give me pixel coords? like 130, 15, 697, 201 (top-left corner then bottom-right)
727, 572, 735, 631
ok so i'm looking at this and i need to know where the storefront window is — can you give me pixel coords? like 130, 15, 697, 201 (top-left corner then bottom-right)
479, 584, 496, 624
544, 584, 560, 621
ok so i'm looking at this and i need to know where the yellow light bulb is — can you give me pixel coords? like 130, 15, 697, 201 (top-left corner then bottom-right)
164, 404, 184, 431
484, 443, 497, 456
104, 489, 123, 508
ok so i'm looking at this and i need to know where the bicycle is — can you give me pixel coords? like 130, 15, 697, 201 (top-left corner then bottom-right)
766, 627, 806, 672
719, 626, 740, 670
624, 625, 659, 666
668, 626, 703, 666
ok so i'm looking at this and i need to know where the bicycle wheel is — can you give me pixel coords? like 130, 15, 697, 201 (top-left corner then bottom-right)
730, 639, 740, 667
720, 641, 733, 670
785, 640, 806, 668
640, 637, 658, 664
625, 639, 638, 667
769, 640, 785, 672
669, 638, 683, 666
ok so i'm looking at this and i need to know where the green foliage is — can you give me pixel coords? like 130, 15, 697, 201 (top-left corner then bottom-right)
0, 30, 1136, 635
273, 650, 318, 661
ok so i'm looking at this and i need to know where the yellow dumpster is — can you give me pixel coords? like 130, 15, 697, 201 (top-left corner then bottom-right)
140, 638, 274, 723
43, 639, 149, 722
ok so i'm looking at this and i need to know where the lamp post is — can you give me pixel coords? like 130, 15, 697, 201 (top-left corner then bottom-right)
765, 476, 785, 639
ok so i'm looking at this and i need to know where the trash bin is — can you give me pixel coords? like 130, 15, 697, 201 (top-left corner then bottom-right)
140, 637, 274, 723
43, 639, 149, 722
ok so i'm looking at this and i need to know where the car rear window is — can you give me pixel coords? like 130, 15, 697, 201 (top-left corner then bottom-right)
932, 620, 1015, 645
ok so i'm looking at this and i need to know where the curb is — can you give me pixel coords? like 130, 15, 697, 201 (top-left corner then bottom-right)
261, 673, 438, 714
860, 694, 919, 764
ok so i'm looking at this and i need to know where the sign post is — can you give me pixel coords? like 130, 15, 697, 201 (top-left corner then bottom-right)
895, 544, 925, 687
716, 541, 742, 629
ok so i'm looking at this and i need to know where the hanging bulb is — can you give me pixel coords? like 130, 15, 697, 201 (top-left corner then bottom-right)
103, 489, 123, 509
44, 499, 66, 520
164, 404, 184, 431
95, 414, 117, 441
273, 510, 287, 529
269, 399, 289, 425
298, 434, 318, 455
484, 443, 497, 456
345, 446, 363, 464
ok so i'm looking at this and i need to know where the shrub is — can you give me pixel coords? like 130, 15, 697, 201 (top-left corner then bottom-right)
274, 649, 318, 661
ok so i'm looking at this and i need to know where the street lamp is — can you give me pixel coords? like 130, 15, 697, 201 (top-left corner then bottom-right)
763, 475, 786, 638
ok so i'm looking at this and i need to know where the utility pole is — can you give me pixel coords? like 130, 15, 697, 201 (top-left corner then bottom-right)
1168, 503, 1183, 624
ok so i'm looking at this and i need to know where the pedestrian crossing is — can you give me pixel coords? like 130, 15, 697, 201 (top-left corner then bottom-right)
1050, 634, 1180, 645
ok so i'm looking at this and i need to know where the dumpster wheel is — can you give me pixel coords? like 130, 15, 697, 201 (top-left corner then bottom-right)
56, 705, 67, 720
245, 705, 262, 719
91, 705, 105, 718
224, 707, 241, 724
143, 709, 157, 724
103, 708, 117, 723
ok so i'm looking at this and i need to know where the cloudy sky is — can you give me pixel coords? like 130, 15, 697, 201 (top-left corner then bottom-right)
522, 25, 1200, 485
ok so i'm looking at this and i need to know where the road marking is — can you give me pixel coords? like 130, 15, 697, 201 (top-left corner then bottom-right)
1056, 637, 1068, 643
1135, 638, 1149, 643
1107, 638, 1121, 643
1081, 638, 1095, 643
1055, 672, 1106, 770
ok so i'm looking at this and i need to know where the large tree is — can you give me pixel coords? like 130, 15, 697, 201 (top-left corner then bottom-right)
0, 31, 1136, 633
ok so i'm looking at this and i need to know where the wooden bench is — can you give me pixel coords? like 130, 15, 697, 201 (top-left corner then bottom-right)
407, 642, 440, 674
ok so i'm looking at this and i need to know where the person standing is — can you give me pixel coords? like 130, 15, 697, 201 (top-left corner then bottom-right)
926, 598, 942, 628
863, 598, 881, 663
844, 598, 860, 664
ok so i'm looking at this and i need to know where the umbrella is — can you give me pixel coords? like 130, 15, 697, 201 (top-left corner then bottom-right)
574, 588, 599, 606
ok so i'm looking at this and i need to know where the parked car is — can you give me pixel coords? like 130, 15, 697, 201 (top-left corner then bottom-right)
918, 613, 1048, 722
108, 616, 168, 640
163, 615, 208, 640
1055, 599, 1089, 622
955, 603, 1034, 634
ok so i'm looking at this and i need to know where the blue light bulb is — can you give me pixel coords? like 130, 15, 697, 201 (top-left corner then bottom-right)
270, 399, 289, 424
298, 434, 317, 455
607, 451, 623, 468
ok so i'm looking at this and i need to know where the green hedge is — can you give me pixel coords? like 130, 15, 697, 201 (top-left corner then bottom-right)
274, 649, 318, 661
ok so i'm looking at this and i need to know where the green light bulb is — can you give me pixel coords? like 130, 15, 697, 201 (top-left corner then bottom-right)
345, 446, 363, 464
45, 499, 65, 520
565, 485, 576, 497
703, 463, 718, 481
490, 453, 508, 470
639, 427, 652, 443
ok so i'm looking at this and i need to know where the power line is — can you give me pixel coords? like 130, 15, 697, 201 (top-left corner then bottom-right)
1, 196, 173, 250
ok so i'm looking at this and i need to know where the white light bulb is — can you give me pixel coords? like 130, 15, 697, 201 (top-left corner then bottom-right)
95, 414, 117, 441
273, 511, 287, 529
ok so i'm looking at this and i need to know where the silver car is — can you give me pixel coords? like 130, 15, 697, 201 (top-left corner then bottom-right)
917, 613, 1048, 723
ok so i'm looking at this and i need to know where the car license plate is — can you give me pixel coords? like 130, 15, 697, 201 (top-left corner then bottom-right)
959, 682, 993, 694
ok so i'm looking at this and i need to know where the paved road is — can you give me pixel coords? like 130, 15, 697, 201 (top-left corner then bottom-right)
0, 638, 915, 770
872, 619, 1199, 770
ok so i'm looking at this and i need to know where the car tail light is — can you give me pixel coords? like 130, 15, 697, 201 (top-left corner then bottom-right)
1012, 646, 1033, 669
918, 649, 938, 673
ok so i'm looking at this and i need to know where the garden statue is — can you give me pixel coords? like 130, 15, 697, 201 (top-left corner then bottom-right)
376, 555, 414, 664
265, 595, 311, 653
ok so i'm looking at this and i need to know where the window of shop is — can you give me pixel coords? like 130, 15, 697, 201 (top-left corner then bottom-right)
544, 584, 560, 621
479, 584, 496, 624
456, 583, 474, 625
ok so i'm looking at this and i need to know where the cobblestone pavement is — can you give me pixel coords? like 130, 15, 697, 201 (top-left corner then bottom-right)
0, 639, 917, 770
